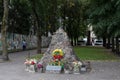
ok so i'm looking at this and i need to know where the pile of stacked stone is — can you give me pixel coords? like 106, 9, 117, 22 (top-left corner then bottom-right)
41, 28, 83, 73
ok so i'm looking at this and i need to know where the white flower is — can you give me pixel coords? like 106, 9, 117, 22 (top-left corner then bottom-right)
78, 61, 82, 66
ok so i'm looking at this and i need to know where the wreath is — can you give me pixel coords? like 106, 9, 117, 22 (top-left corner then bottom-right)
52, 49, 64, 60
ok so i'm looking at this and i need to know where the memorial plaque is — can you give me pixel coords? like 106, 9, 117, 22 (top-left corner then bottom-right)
46, 65, 62, 73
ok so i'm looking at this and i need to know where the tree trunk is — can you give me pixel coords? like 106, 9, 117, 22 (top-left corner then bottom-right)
103, 37, 106, 47
1, 0, 9, 61
71, 38, 74, 46
112, 37, 115, 52
74, 38, 78, 46
106, 37, 111, 49
115, 37, 119, 55
86, 30, 91, 45
35, 14, 42, 54
36, 27, 41, 54
30, 0, 42, 54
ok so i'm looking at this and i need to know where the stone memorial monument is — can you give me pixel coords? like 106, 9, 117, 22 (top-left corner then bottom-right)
41, 27, 83, 73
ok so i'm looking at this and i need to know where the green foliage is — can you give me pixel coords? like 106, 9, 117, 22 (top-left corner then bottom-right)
0, 0, 3, 22
1, 0, 90, 38
59, 0, 88, 40
8, 0, 31, 35
1, 0, 89, 38
87, 0, 120, 37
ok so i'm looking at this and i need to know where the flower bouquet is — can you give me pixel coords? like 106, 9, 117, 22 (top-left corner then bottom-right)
52, 49, 64, 60
37, 61, 43, 73
72, 60, 82, 74
51, 49, 64, 66
24, 58, 37, 72
46, 49, 64, 73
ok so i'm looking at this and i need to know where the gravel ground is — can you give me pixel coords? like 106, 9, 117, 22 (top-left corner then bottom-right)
0, 50, 120, 80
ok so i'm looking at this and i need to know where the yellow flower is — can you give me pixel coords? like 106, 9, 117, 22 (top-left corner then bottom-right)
52, 49, 64, 56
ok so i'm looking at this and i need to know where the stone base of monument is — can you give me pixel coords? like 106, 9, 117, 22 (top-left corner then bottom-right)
46, 65, 62, 73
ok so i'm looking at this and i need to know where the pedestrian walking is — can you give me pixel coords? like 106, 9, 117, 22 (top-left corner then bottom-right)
22, 40, 27, 50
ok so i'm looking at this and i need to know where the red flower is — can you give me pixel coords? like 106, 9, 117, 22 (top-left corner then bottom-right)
31, 61, 35, 65
53, 55, 63, 60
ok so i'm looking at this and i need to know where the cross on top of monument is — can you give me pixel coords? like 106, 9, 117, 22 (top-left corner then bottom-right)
59, 17, 63, 28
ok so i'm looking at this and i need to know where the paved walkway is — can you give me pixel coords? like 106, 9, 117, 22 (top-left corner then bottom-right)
0, 50, 120, 80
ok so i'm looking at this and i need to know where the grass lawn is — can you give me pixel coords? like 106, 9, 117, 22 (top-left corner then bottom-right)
30, 54, 43, 60
74, 46, 120, 61
31, 46, 120, 61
